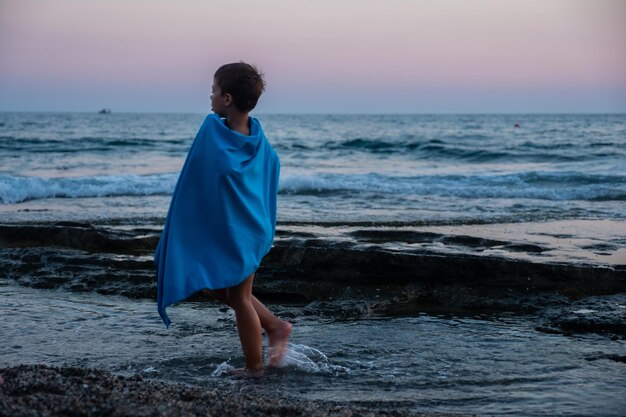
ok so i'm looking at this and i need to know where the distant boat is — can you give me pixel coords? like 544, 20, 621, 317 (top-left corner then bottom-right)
98, 108, 112, 114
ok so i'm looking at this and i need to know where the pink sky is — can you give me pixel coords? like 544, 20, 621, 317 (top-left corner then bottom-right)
1, 0, 625, 113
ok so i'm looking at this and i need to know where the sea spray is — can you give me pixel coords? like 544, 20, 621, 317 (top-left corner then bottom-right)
277, 343, 350, 375
2, 171, 624, 205
210, 344, 349, 377
211, 361, 235, 377
0, 173, 178, 204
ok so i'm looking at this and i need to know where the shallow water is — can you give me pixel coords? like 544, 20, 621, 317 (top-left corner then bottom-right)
2, 282, 624, 416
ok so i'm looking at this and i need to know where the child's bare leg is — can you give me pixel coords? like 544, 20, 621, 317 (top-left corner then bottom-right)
250, 296, 292, 367
213, 277, 292, 367
213, 288, 282, 332
227, 274, 264, 376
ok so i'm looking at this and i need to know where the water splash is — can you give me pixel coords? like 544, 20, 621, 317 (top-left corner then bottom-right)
572, 309, 596, 314
210, 361, 235, 377
277, 343, 350, 375
209, 344, 349, 377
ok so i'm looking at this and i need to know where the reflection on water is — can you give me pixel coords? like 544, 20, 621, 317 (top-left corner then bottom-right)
1, 282, 625, 415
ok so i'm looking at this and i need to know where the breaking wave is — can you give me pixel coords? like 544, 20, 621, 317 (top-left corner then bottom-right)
2, 170, 624, 204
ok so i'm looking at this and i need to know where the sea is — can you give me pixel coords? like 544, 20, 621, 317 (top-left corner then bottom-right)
0, 112, 624, 224
1, 112, 625, 416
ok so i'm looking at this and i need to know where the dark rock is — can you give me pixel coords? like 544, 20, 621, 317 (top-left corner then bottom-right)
539, 294, 626, 337
436, 235, 508, 248
349, 230, 440, 244
0, 224, 159, 255
2, 221, 625, 316
584, 353, 626, 363
502, 243, 547, 253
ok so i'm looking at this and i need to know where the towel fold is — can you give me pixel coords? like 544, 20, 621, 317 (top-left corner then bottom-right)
154, 114, 279, 327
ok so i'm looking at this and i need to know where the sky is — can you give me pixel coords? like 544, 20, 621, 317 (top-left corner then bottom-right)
0, 0, 625, 113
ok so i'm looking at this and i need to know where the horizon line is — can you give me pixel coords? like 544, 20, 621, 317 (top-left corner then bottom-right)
1, 110, 625, 116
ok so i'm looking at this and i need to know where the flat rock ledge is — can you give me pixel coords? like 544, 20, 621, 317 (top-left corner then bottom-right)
0, 365, 456, 417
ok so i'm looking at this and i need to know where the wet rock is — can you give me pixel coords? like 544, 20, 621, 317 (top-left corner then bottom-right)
261, 239, 626, 299
502, 243, 547, 253
349, 230, 440, 244
539, 294, 626, 337
0, 247, 157, 298
2, 221, 625, 317
302, 300, 378, 319
584, 353, 626, 363
436, 235, 508, 248
0, 223, 159, 254
582, 243, 618, 252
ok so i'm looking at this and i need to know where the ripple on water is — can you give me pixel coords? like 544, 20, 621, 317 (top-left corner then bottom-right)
1, 284, 625, 415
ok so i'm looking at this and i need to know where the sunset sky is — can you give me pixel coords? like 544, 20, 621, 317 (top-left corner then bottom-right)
1, 0, 625, 113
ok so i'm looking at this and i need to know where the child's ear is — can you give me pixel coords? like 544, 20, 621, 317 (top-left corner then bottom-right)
224, 93, 233, 107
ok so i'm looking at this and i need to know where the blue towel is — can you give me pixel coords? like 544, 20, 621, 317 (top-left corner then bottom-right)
154, 114, 280, 328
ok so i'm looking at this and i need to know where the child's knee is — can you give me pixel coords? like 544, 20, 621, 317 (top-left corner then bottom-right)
227, 291, 250, 310
226, 274, 254, 309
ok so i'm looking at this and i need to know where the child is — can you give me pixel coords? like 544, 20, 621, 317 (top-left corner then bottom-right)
154, 62, 292, 378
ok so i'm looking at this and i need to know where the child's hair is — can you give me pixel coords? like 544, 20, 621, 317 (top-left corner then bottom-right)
214, 62, 266, 113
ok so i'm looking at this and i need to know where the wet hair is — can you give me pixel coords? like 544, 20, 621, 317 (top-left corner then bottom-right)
214, 62, 266, 113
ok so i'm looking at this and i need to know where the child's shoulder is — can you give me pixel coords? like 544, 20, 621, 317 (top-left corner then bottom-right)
203, 113, 221, 125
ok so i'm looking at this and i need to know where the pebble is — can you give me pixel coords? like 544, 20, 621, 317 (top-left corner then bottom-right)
0, 364, 450, 417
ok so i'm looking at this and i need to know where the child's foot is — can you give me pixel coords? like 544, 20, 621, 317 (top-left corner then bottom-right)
268, 320, 293, 367
229, 367, 265, 379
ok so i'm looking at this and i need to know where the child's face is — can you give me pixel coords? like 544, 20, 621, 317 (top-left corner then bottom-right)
211, 78, 228, 117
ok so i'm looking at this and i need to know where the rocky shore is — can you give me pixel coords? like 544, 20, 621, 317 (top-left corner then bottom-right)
1, 220, 625, 415
0, 365, 451, 417
0, 220, 624, 338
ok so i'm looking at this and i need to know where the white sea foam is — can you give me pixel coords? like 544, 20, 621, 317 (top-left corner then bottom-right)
1, 170, 624, 205
0, 173, 178, 204
277, 343, 350, 375
279, 172, 626, 201
572, 309, 596, 314
209, 344, 349, 377
211, 361, 235, 377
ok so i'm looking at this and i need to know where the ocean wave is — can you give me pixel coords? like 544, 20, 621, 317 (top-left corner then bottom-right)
1, 171, 624, 205
279, 172, 626, 201
0, 173, 178, 204
281, 137, 626, 163
0, 136, 188, 153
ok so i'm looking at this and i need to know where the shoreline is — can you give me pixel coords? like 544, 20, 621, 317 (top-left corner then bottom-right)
0, 364, 452, 417
1, 219, 625, 415
1, 219, 625, 336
